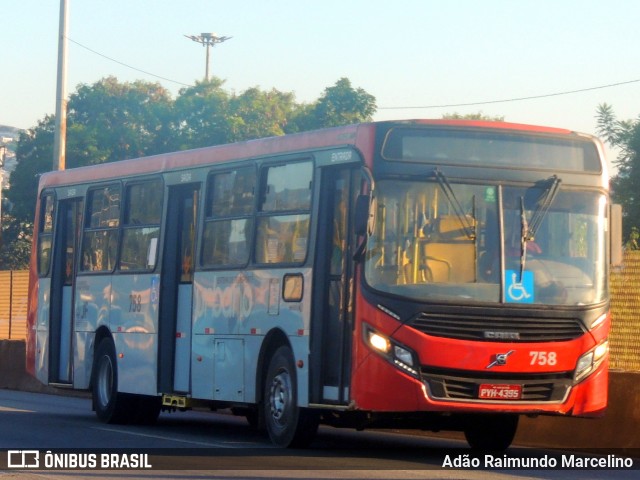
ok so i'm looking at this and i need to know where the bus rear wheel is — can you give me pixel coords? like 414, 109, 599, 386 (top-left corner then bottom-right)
92, 338, 134, 424
463, 414, 519, 451
263, 346, 318, 448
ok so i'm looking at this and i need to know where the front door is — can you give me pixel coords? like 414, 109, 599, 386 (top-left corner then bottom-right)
158, 184, 200, 394
311, 166, 360, 404
49, 198, 83, 385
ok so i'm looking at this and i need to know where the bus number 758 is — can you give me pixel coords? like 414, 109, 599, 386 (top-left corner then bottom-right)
529, 351, 557, 366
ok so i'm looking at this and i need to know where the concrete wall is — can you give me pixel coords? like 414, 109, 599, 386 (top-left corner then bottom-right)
516, 371, 640, 451
0, 340, 59, 394
1, 339, 638, 451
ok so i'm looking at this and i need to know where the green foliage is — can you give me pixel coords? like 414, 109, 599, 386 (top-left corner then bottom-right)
596, 103, 640, 243
291, 78, 376, 132
0, 215, 32, 269
2, 76, 377, 267
172, 78, 232, 150
442, 112, 505, 121
627, 227, 640, 250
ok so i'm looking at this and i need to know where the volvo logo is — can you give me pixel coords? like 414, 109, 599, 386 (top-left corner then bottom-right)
484, 331, 521, 340
486, 350, 515, 369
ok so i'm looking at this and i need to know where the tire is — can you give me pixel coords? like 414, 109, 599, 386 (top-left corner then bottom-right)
463, 414, 519, 451
263, 346, 318, 448
92, 338, 134, 424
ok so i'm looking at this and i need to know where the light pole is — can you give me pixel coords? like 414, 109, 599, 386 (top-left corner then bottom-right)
185, 33, 231, 80
53, 0, 69, 171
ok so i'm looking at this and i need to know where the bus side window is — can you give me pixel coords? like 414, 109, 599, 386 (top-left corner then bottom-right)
201, 167, 255, 268
37, 194, 55, 276
119, 179, 163, 271
256, 161, 312, 265
81, 185, 121, 272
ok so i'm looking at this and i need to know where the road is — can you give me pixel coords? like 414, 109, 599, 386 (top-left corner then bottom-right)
0, 389, 637, 479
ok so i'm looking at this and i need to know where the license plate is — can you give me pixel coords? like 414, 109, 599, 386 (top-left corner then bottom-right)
478, 384, 522, 400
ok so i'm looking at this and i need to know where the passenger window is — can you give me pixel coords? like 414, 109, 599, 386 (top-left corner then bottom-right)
81, 185, 121, 272
261, 162, 312, 212
256, 161, 312, 264
119, 180, 163, 271
202, 168, 255, 267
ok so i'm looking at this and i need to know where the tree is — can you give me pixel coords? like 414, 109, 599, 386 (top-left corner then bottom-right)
596, 103, 640, 245
3, 76, 377, 267
68, 76, 174, 166
0, 117, 54, 268
171, 78, 232, 150
227, 87, 297, 142
291, 78, 376, 131
442, 112, 505, 121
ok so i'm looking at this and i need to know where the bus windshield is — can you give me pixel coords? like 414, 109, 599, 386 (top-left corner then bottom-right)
364, 179, 607, 306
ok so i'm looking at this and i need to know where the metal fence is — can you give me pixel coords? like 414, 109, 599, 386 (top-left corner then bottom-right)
609, 250, 640, 371
0, 270, 29, 340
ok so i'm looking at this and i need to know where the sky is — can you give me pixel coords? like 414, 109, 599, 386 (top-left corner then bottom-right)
2, 0, 640, 167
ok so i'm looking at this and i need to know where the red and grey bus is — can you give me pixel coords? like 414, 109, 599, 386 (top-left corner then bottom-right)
26, 119, 619, 449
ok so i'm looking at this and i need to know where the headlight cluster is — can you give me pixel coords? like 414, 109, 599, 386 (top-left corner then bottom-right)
574, 340, 609, 383
364, 324, 419, 377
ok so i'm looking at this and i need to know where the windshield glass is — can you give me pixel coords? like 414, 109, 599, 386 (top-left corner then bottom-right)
364, 179, 607, 306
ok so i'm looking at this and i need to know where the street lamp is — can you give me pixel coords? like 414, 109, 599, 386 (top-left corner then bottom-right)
185, 32, 231, 81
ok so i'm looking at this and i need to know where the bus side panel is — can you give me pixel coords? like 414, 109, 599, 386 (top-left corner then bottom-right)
113, 332, 157, 396
73, 331, 94, 389
73, 276, 110, 389
191, 269, 311, 405
35, 278, 51, 385
191, 272, 218, 400
109, 274, 159, 396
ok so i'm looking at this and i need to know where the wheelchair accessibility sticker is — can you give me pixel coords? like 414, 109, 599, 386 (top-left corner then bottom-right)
505, 270, 534, 303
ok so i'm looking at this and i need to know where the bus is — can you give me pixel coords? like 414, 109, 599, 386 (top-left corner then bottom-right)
26, 119, 620, 449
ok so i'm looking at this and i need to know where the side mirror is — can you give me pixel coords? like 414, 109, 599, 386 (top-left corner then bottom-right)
610, 203, 623, 266
355, 194, 375, 237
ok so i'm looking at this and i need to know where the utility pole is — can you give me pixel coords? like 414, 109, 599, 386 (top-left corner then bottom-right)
53, 0, 69, 171
184, 33, 231, 81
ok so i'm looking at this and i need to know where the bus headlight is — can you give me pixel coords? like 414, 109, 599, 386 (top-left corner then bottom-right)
368, 331, 391, 353
574, 340, 609, 383
364, 324, 419, 377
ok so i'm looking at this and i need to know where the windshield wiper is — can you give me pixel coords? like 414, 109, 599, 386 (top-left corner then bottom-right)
519, 175, 562, 279
433, 168, 476, 240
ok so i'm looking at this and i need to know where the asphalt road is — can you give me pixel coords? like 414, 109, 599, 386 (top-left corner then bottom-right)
0, 389, 637, 479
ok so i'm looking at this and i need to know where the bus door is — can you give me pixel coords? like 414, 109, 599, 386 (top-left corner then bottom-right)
49, 198, 83, 385
158, 184, 200, 394
311, 166, 360, 404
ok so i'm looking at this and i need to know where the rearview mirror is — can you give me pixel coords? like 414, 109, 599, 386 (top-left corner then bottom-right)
610, 203, 623, 267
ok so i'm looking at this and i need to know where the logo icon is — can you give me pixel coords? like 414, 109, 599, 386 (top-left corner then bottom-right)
486, 350, 515, 369
505, 270, 534, 303
7, 450, 40, 469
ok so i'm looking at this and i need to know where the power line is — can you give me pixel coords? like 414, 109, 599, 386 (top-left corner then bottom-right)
67, 37, 193, 88
379, 78, 640, 110
66, 35, 640, 109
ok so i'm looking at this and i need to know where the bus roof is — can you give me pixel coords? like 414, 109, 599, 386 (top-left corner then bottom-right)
37, 119, 585, 190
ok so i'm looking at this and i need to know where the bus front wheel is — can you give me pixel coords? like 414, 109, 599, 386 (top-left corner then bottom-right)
263, 346, 318, 448
92, 338, 133, 424
463, 414, 519, 450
